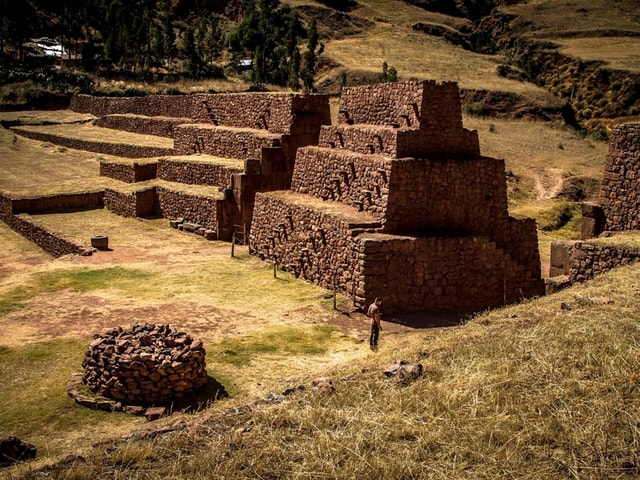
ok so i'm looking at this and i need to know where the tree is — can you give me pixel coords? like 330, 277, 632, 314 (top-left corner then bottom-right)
300, 18, 322, 92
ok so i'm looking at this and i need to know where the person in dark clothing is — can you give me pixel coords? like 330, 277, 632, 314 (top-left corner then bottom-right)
367, 297, 383, 351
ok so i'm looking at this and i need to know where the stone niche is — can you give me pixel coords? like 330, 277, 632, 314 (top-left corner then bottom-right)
82, 324, 208, 407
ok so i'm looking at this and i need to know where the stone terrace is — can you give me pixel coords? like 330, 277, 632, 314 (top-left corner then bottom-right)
251, 80, 545, 315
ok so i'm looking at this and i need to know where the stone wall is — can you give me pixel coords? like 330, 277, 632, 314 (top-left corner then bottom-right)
571, 242, 640, 282
357, 234, 544, 313
156, 186, 227, 234
104, 187, 156, 218
597, 123, 640, 232
291, 147, 390, 220
173, 124, 283, 158
95, 114, 187, 138
337, 80, 479, 156
100, 160, 157, 183
249, 191, 380, 292
70, 94, 196, 118
157, 157, 243, 187
71, 93, 331, 136
385, 157, 509, 239
0, 192, 100, 257
11, 126, 173, 158
10, 192, 104, 214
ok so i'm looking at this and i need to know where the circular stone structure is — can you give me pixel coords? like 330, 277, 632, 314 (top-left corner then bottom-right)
82, 324, 208, 407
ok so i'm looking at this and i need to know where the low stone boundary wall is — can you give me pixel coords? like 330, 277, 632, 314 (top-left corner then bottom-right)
157, 158, 243, 187
0, 192, 99, 257
569, 241, 640, 283
10, 192, 104, 214
291, 147, 390, 220
104, 187, 157, 218
12, 127, 173, 158
100, 160, 158, 183
173, 124, 282, 159
95, 114, 189, 138
70, 94, 196, 119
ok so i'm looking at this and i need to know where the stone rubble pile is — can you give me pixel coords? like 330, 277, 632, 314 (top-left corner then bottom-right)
82, 323, 208, 407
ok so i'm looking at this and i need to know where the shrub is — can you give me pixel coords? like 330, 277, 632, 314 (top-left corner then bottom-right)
463, 102, 490, 116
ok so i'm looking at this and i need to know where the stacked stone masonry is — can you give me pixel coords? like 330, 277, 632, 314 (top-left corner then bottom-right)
96, 114, 189, 138
11, 126, 174, 158
65, 92, 330, 240
550, 123, 640, 290
251, 80, 544, 314
157, 157, 243, 186
593, 123, 640, 233
82, 324, 208, 407
0, 192, 99, 257
100, 160, 157, 183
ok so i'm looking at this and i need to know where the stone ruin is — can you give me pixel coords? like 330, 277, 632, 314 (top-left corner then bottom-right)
548, 122, 640, 289
3, 80, 548, 316
250, 80, 545, 315
82, 324, 208, 407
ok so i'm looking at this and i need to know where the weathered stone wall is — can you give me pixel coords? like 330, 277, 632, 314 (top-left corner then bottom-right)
597, 123, 640, 232
71, 93, 331, 136
507, 216, 543, 278
70, 94, 196, 118
357, 234, 544, 313
566, 241, 640, 283
249, 192, 380, 292
95, 114, 187, 138
82, 323, 208, 407
157, 158, 243, 187
173, 124, 282, 158
291, 147, 390, 221
0, 192, 100, 257
104, 188, 156, 218
156, 186, 223, 232
318, 124, 405, 157
100, 160, 157, 183
10, 192, 104, 214
385, 157, 509, 239
337, 80, 479, 155
11, 126, 173, 158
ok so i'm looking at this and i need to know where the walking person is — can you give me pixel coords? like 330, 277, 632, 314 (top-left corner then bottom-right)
367, 297, 383, 351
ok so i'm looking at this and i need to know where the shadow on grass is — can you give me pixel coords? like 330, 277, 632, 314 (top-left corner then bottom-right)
172, 376, 229, 413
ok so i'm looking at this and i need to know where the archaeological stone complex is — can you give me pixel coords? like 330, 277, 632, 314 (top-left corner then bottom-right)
1, 80, 547, 316
249, 80, 545, 313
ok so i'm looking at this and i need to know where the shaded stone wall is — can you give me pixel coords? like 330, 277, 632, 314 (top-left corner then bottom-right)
598, 123, 640, 232
291, 147, 391, 221
100, 160, 157, 183
173, 124, 282, 158
249, 192, 380, 292
11, 126, 173, 158
95, 114, 187, 138
156, 186, 223, 232
71, 93, 331, 136
11, 192, 104, 214
157, 158, 243, 187
104, 188, 156, 218
507, 217, 542, 278
385, 157, 509, 239
357, 234, 543, 313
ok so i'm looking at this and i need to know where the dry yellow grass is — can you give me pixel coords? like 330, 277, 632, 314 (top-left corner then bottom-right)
556, 37, 640, 72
